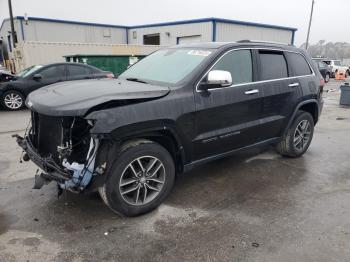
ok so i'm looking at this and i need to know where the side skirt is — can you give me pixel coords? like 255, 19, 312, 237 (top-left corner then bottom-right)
183, 137, 281, 173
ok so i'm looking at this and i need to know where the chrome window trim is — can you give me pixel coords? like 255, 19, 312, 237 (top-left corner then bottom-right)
195, 47, 315, 92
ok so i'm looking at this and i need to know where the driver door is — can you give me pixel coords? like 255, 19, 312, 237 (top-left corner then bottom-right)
193, 49, 264, 160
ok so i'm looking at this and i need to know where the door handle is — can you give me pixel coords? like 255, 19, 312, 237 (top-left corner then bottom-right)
245, 89, 259, 95
288, 83, 300, 87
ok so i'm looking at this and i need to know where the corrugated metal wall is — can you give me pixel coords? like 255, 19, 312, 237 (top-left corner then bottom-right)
215, 22, 293, 44
15, 41, 161, 70
22, 20, 127, 44
127, 22, 212, 45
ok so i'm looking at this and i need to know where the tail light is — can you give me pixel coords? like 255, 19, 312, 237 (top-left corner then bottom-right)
106, 73, 114, 79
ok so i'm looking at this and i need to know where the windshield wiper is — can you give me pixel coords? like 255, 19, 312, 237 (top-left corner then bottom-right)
126, 77, 148, 84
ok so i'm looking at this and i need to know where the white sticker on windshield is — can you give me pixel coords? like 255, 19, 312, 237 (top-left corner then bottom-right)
187, 50, 212, 56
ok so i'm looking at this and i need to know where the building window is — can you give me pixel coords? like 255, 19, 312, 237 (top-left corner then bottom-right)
143, 34, 160, 45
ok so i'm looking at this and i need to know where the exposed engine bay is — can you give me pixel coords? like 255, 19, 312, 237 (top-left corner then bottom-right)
15, 112, 106, 193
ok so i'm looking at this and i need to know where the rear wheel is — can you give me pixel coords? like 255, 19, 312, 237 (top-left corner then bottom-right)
276, 111, 314, 158
99, 139, 175, 216
1, 90, 25, 110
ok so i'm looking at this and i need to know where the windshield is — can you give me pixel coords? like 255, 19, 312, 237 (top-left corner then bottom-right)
119, 49, 212, 85
17, 65, 43, 78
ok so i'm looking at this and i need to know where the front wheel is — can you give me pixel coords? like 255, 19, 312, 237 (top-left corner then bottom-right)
99, 140, 175, 216
1, 90, 25, 110
276, 111, 314, 158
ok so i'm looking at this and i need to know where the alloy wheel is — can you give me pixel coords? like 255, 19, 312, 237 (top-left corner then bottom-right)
293, 120, 311, 151
119, 156, 166, 206
4, 92, 23, 110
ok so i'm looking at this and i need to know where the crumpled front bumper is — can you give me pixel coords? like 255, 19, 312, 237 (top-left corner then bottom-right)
14, 134, 71, 182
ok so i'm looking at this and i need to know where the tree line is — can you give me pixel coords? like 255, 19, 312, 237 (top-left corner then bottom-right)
301, 40, 350, 60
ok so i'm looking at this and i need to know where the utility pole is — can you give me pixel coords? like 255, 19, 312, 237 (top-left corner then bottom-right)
8, 0, 17, 48
305, 0, 315, 50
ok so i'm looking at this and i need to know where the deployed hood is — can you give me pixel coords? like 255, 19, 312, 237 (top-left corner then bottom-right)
26, 78, 170, 116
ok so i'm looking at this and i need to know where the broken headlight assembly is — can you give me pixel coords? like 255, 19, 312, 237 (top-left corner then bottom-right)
14, 114, 105, 193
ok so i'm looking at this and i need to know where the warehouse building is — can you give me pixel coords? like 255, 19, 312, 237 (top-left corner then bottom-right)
0, 16, 297, 72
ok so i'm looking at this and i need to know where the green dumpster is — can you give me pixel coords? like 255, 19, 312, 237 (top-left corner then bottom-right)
64, 55, 144, 75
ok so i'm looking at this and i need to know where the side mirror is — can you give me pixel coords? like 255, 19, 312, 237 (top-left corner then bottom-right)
33, 74, 42, 81
199, 70, 232, 91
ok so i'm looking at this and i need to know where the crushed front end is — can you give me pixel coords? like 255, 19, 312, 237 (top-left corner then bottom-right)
14, 111, 105, 193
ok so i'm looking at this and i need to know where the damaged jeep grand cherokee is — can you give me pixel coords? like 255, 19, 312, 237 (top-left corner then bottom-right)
15, 42, 324, 216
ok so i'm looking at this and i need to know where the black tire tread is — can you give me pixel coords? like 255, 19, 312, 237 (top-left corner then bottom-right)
276, 110, 314, 158
99, 139, 175, 217
1, 90, 25, 111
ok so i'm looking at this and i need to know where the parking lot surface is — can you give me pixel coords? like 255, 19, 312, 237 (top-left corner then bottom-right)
0, 80, 350, 262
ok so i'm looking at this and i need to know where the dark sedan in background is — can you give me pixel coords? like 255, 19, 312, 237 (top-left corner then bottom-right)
0, 63, 114, 110
313, 59, 332, 82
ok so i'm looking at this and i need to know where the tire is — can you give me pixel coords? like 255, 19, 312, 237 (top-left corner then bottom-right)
1, 90, 25, 110
99, 139, 175, 216
276, 111, 314, 158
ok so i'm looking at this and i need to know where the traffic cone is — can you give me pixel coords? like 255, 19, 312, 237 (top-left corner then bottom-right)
335, 71, 346, 81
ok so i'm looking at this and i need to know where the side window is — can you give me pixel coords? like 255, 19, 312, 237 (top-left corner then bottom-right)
259, 51, 288, 80
287, 52, 313, 76
211, 49, 253, 85
39, 65, 65, 79
67, 65, 90, 76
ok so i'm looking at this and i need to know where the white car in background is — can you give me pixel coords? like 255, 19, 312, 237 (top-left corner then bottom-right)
321, 59, 349, 77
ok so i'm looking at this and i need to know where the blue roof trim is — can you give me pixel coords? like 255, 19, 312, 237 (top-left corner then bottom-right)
15, 16, 127, 29
128, 18, 214, 29
213, 18, 297, 31
1, 16, 297, 35
128, 17, 297, 32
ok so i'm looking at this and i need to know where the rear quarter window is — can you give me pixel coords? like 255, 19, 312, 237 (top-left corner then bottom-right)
67, 65, 90, 76
287, 52, 313, 76
259, 51, 288, 80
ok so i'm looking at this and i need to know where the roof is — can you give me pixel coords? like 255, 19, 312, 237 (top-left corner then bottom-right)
0, 16, 297, 33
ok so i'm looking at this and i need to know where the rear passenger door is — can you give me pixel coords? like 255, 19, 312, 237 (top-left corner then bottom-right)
257, 50, 304, 141
193, 49, 264, 160
67, 64, 92, 81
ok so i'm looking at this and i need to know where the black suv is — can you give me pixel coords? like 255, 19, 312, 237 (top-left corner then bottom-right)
15, 42, 324, 216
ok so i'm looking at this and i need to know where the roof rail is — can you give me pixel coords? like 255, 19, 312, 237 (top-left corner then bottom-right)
237, 40, 294, 46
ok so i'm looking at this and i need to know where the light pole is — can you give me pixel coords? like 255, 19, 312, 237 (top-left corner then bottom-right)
305, 0, 315, 50
8, 0, 17, 48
